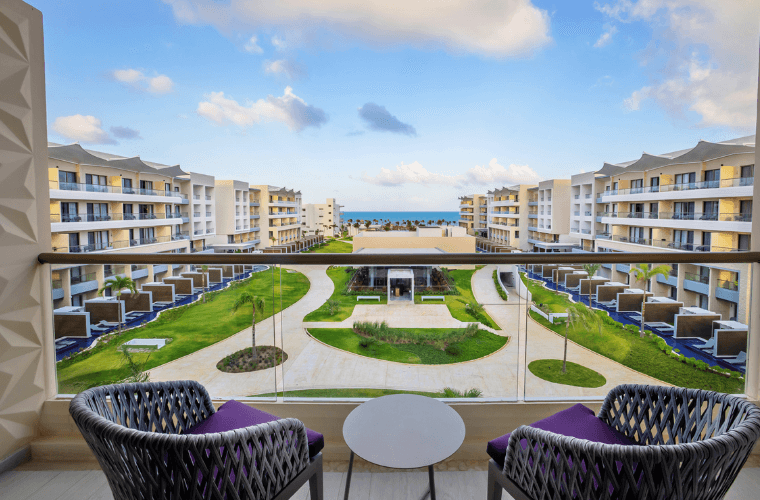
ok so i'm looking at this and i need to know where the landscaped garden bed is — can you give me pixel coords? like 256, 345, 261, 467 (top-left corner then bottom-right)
216, 346, 287, 373
304, 266, 387, 321
308, 323, 507, 365
520, 273, 744, 393
414, 266, 501, 330
250, 387, 482, 398
528, 359, 606, 388
304, 239, 353, 253
56, 269, 311, 393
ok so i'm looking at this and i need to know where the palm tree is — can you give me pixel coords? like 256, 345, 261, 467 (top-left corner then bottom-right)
561, 303, 600, 373
201, 264, 209, 303
582, 263, 602, 278
629, 263, 671, 336
231, 292, 265, 360
98, 275, 137, 334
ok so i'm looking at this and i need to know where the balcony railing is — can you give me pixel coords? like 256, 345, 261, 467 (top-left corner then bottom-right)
574, 195, 580, 199
601, 177, 754, 197
585, 194, 592, 199
597, 211, 752, 222
52, 279, 62, 289
103, 265, 125, 278
684, 272, 710, 285
206, 228, 215, 234
70, 272, 96, 285
596, 232, 612, 239
193, 195, 201, 200
206, 195, 212, 201
49, 180, 188, 198
610, 235, 739, 252
717, 278, 739, 291
194, 229, 204, 235
206, 212, 212, 217
51, 212, 185, 223
172, 232, 190, 241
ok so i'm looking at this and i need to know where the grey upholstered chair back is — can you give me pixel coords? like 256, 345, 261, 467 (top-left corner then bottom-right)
503, 384, 760, 500
70, 381, 310, 500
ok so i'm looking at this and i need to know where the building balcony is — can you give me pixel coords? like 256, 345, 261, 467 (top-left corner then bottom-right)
656, 270, 679, 288
270, 200, 298, 206
606, 235, 739, 252
171, 232, 190, 241
250, 213, 260, 219
69, 272, 99, 296
683, 272, 710, 295
269, 211, 299, 217
597, 211, 752, 231
206, 228, 215, 234
598, 177, 754, 202
596, 232, 612, 240
50, 181, 188, 205
716, 279, 740, 303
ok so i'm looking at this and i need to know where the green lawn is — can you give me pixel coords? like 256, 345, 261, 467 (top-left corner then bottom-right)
305, 240, 353, 253
57, 269, 311, 393
414, 267, 501, 330
251, 388, 446, 398
529, 359, 607, 388
522, 275, 569, 313
304, 267, 387, 321
308, 327, 507, 364
520, 273, 744, 393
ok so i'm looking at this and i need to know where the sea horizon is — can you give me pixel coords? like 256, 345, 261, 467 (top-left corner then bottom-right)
342, 211, 460, 224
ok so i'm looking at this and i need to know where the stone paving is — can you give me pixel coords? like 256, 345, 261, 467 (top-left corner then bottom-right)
149, 264, 666, 398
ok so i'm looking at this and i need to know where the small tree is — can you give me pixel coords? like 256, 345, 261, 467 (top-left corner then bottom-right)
98, 275, 137, 334
630, 263, 671, 336
561, 303, 600, 373
201, 264, 209, 303
582, 263, 602, 278
231, 292, 265, 360
326, 298, 340, 315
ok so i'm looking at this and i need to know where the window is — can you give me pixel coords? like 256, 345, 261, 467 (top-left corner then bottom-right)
86, 203, 108, 221
122, 178, 134, 194
630, 179, 643, 193
140, 180, 153, 193
68, 233, 80, 251
698, 294, 709, 309
738, 234, 751, 251
650, 176, 660, 192
85, 174, 108, 192
669, 286, 678, 300
673, 230, 694, 250
139, 227, 155, 243
59, 170, 77, 189
674, 172, 696, 189
71, 295, 83, 307
703, 169, 720, 188
674, 201, 695, 220
60, 202, 78, 222
165, 204, 172, 218
123, 204, 134, 220
628, 226, 645, 244
649, 203, 658, 218
700, 232, 711, 251
514, 231, 519, 238
702, 201, 718, 220
740, 200, 752, 221
740, 165, 754, 185
138, 204, 154, 219
88, 231, 109, 250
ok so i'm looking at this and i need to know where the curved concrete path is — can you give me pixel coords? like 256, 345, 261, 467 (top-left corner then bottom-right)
471, 265, 667, 399
149, 264, 665, 399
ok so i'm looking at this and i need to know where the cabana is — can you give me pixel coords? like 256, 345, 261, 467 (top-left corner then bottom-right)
641, 297, 684, 328
712, 320, 749, 358
142, 282, 176, 304
579, 277, 609, 297
616, 288, 653, 313
120, 291, 153, 314
541, 265, 559, 279
180, 271, 208, 290
595, 282, 629, 306
53, 307, 91, 339
84, 297, 125, 326
564, 271, 588, 290
206, 267, 223, 284
163, 277, 194, 295
673, 307, 722, 341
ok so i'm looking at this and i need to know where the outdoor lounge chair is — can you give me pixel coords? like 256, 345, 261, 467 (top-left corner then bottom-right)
486, 384, 760, 500
70, 381, 324, 500
725, 351, 747, 365
696, 337, 716, 350
644, 321, 675, 333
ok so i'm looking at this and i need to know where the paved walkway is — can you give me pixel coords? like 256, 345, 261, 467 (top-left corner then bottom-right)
149, 265, 665, 398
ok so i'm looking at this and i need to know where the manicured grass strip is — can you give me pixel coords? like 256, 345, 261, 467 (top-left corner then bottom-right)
57, 269, 311, 393
304, 267, 387, 322
520, 273, 744, 394
415, 267, 501, 330
251, 388, 445, 398
528, 359, 607, 388
522, 275, 568, 313
308, 327, 507, 365
304, 240, 353, 253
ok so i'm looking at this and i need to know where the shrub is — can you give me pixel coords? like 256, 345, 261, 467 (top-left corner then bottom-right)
624, 324, 640, 334
492, 270, 509, 301
445, 344, 462, 356
325, 299, 340, 315
358, 337, 377, 349
440, 387, 482, 398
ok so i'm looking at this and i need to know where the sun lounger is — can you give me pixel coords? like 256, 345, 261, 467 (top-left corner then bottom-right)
696, 337, 716, 350
644, 322, 675, 333
725, 351, 747, 365
626, 313, 643, 322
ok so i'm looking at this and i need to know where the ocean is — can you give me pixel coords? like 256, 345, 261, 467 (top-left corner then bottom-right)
342, 211, 460, 224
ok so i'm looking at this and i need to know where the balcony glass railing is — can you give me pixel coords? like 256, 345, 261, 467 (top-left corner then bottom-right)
194, 229, 204, 235
610, 235, 738, 252
70, 272, 97, 285
193, 195, 201, 200
42, 251, 753, 403
206, 228, 215, 234
206, 195, 212, 201
600, 177, 754, 197
50, 180, 187, 198
52, 279, 62, 289
103, 266, 125, 278
717, 278, 739, 291
51, 212, 185, 223
597, 211, 752, 222
684, 272, 710, 285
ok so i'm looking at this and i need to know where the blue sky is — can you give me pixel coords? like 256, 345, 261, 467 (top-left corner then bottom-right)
36, 0, 759, 210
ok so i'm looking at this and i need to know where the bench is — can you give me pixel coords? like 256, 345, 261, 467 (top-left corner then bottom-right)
357, 296, 381, 302
421, 296, 445, 301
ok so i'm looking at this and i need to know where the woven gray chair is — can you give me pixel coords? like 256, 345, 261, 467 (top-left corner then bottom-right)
70, 381, 323, 500
488, 384, 760, 500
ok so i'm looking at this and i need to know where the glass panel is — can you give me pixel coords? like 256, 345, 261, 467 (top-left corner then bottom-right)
52, 261, 281, 401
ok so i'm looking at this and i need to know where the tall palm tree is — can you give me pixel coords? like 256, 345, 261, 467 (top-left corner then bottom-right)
630, 263, 671, 336
562, 303, 599, 373
582, 263, 602, 279
98, 275, 137, 334
231, 292, 265, 360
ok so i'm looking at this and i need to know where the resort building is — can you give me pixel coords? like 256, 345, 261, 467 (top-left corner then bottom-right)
252, 185, 302, 247
486, 184, 535, 251
301, 198, 343, 236
48, 143, 193, 308
458, 194, 487, 235
591, 136, 755, 323
212, 180, 260, 252
180, 171, 216, 252
526, 179, 577, 252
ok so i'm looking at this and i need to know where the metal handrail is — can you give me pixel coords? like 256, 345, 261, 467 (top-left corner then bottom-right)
50, 181, 188, 198
600, 177, 754, 197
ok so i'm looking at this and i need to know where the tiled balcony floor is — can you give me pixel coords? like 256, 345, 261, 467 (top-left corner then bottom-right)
2, 457, 759, 500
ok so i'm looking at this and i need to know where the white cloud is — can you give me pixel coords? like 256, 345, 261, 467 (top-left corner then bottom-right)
264, 59, 307, 79
360, 162, 462, 187
196, 86, 328, 131
360, 158, 541, 187
271, 36, 287, 51
52, 115, 116, 145
464, 158, 542, 185
593, 25, 617, 48
244, 35, 263, 53
596, 0, 760, 128
111, 68, 174, 94
162, 0, 552, 58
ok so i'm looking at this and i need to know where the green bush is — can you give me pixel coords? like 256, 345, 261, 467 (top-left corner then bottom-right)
492, 270, 509, 301
352, 321, 479, 346
440, 387, 482, 398
445, 344, 462, 356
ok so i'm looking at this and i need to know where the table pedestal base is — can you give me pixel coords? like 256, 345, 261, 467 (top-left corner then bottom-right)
343, 451, 437, 500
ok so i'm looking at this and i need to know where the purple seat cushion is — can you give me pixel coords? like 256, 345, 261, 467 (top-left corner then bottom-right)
188, 399, 324, 458
487, 403, 636, 468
